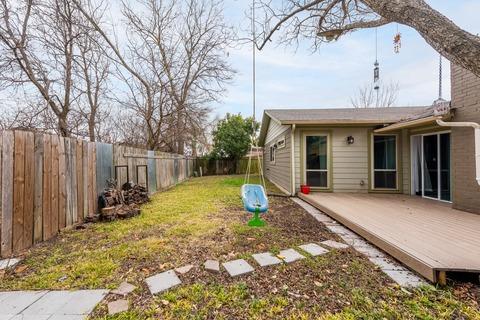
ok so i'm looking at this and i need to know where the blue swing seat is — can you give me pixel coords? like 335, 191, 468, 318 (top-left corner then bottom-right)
241, 184, 269, 213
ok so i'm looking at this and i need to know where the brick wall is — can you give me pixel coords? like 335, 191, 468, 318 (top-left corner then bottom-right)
450, 64, 480, 214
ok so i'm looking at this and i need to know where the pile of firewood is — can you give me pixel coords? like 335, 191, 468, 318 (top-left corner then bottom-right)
98, 180, 149, 221
121, 182, 149, 205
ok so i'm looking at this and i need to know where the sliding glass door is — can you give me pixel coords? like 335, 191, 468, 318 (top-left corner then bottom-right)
421, 132, 451, 201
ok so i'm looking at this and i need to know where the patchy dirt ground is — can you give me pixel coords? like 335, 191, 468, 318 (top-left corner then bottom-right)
0, 176, 479, 319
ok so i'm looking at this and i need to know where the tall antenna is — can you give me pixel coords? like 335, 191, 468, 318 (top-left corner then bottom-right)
434, 54, 446, 105
438, 54, 443, 100
252, 0, 256, 122
373, 28, 380, 106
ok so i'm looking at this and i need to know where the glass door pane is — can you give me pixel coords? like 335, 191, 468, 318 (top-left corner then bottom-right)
440, 133, 451, 201
423, 135, 438, 198
305, 135, 327, 187
373, 135, 397, 189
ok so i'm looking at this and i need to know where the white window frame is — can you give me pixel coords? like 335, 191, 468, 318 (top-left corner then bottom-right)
303, 133, 330, 189
276, 136, 286, 149
269, 145, 276, 163
371, 133, 399, 190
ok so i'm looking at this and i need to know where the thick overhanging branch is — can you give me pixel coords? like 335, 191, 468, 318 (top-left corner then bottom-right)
317, 17, 389, 40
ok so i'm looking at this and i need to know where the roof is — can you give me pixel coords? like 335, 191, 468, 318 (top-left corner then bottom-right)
258, 105, 450, 146
265, 107, 430, 124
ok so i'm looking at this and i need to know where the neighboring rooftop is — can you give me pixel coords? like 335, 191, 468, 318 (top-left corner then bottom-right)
264, 106, 430, 125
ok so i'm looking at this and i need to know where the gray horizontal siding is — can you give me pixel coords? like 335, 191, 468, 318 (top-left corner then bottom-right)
264, 128, 291, 194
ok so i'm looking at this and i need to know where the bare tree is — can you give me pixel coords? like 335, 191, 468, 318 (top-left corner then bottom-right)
73, 0, 233, 152
121, 0, 234, 153
255, 0, 480, 77
351, 81, 398, 108
73, 7, 111, 142
0, 0, 86, 136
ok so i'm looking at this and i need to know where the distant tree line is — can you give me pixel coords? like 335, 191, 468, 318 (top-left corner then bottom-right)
0, 0, 234, 155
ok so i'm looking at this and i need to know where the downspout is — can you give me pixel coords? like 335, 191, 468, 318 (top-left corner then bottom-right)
436, 119, 480, 186
291, 124, 296, 196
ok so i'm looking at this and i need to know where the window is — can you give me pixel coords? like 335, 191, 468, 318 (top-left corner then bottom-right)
276, 136, 286, 149
269, 145, 275, 162
305, 135, 328, 188
373, 135, 397, 189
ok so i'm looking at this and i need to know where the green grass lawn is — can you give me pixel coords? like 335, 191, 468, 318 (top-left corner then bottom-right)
0, 175, 478, 319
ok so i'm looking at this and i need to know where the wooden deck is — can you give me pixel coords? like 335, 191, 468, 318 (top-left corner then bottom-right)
298, 193, 480, 283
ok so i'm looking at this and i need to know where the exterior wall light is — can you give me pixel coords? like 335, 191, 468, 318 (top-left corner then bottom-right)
346, 136, 355, 144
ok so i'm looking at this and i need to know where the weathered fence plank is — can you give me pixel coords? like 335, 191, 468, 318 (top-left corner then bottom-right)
0, 132, 2, 255
42, 134, 52, 240
87, 142, 95, 217
1, 131, 14, 257
76, 140, 83, 223
147, 150, 156, 192
71, 139, 78, 224
51, 135, 59, 235
24, 131, 35, 249
82, 141, 88, 219
13, 131, 26, 252
33, 133, 43, 243
65, 138, 72, 227
58, 137, 66, 229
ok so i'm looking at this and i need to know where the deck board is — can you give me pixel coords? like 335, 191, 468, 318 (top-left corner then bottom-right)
299, 193, 480, 282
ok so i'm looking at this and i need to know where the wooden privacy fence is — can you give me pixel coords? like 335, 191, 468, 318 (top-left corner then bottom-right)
0, 130, 193, 257
194, 158, 261, 176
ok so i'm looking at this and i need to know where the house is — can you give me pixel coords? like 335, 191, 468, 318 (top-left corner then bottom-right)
258, 64, 480, 284
259, 64, 480, 215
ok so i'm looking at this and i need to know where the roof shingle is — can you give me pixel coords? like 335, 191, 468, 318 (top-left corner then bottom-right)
265, 106, 430, 124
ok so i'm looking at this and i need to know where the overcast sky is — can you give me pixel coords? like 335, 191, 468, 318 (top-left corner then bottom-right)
216, 0, 480, 121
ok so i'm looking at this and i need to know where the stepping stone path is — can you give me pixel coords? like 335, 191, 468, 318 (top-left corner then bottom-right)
0, 290, 108, 319
111, 282, 136, 296
108, 299, 129, 315
278, 249, 305, 263
222, 259, 254, 277
321, 240, 349, 249
252, 252, 282, 267
146, 270, 181, 295
0, 258, 22, 270
204, 260, 220, 273
175, 264, 194, 274
299, 243, 329, 257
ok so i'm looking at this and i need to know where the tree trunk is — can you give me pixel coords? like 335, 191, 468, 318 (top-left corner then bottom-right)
365, 0, 480, 76
58, 116, 70, 137
88, 113, 96, 142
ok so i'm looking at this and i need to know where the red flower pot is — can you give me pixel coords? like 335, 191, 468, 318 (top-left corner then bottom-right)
300, 185, 311, 194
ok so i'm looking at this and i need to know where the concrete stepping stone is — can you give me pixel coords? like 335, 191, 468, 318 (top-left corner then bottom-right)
145, 270, 181, 295
0, 290, 108, 319
204, 260, 220, 273
382, 269, 426, 287
222, 259, 254, 277
368, 257, 404, 271
0, 258, 22, 270
278, 249, 305, 263
299, 243, 329, 256
321, 240, 349, 249
354, 244, 384, 258
111, 282, 136, 296
108, 299, 129, 315
175, 264, 194, 274
252, 252, 282, 267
